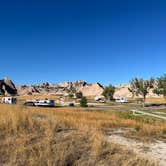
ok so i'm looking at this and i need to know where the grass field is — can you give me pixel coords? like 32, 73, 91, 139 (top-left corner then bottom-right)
0, 102, 165, 166
0, 96, 166, 165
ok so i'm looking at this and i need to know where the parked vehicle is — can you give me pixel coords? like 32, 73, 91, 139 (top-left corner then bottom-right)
94, 96, 105, 103
24, 99, 55, 107
1, 97, 17, 104
115, 97, 128, 103
23, 101, 35, 106
34, 99, 55, 107
68, 103, 75, 107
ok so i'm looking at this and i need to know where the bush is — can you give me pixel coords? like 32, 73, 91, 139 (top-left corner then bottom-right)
102, 84, 115, 101
80, 97, 88, 107
27, 92, 32, 95
68, 103, 75, 107
163, 128, 166, 135
76, 91, 83, 99
69, 94, 74, 98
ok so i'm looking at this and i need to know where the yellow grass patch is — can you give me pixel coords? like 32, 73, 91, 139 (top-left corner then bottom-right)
0, 104, 157, 165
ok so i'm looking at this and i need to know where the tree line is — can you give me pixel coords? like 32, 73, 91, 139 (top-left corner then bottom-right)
66, 74, 166, 107
102, 74, 166, 106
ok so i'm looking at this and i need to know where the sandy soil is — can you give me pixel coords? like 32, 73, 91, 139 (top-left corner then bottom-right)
108, 134, 166, 166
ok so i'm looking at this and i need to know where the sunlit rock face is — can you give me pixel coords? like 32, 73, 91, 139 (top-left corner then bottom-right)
16, 80, 104, 97
79, 83, 104, 97
0, 77, 17, 96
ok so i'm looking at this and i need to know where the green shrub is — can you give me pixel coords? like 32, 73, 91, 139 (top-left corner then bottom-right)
163, 128, 166, 134
135, 126, 141, 132
27, 92, 32, 95
80, 97, 88, 107
76, 91, 83, 99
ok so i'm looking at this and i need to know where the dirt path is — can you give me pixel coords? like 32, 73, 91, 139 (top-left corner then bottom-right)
131, 109, 166, 120
108, 134, 166, 166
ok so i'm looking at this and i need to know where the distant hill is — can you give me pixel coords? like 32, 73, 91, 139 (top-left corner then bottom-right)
0, 77, 161, 98
114, 84, 161, 98
16, 80, 104, 97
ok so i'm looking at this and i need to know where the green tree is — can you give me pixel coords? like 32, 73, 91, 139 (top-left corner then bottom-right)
128, 80, 138, 98
129, 78, 154, 107
102, 84, 115, 101
67, 87, 77, 98
80, 96, 88, 107
76, 91, 83, 99
27, 92, 32, 95
67, 87, 77, 94
153, 74, 166, 100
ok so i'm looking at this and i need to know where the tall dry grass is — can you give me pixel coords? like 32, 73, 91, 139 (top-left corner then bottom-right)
0, 104, 160, 165
23, 106, 166, 139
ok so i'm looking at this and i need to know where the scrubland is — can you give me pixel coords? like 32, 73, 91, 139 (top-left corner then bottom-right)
0, 103, 165, 166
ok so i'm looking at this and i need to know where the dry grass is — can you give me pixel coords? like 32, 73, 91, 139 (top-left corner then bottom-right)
0, 104, 163, 165
145, 97, 166, 104
128, 97, 166, 104
24, 106, 166, 140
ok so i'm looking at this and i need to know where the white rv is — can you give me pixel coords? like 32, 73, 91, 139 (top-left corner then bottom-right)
24, 99, 55, 107
1, 97, 17, 104
115, 97, 128, 103
34, 99, 55, 107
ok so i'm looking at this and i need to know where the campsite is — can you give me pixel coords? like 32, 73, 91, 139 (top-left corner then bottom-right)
0, 85, 166, 165
0, 0, 166, 165
0, 95, 166, 165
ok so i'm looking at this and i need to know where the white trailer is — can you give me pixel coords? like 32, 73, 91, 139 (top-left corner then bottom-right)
115, 97, 128, 103
34, 99, 55, 107
1, 97, 17, 104
24, 99, 55, 107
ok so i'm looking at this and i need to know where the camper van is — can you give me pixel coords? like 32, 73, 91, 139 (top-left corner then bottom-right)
34, 99, 55, 107
115, 97, 128, 103
1, 97, 17, 104
24, 99, 55, 107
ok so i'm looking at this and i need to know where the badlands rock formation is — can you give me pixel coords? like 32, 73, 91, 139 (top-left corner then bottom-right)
0, 77, 160, 98
79, 83, 104, 96
114, 84, 160, 98
16, 80, 104, 97
114, 84, 132, 98
0, 77, 17, 95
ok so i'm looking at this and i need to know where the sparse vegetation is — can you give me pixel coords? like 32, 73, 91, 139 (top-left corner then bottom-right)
80, 96, 88, 107
102, 84, 115, 101
75, 91, 83, 99
163, 128, 166, 135
21, 85, 27, 89
67, 87, 77, 98
129, 78, 154, 107
27, 92, 32, 95
1, 74, 166, 165
153, 74, 166, 100
0, 104, 161, 165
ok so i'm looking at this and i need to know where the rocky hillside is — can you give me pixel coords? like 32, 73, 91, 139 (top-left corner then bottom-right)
0, 77, 17, 96
114, 84, 160, 98
79, 83, 104, 96
1, 77, 160, 98
16, 80, 104, 97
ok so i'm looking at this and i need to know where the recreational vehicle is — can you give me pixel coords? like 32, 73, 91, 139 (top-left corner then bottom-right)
24, 99, 55, 107
94, 96, 105, 103
115, 97, 128, 103
1, 97, 17, 104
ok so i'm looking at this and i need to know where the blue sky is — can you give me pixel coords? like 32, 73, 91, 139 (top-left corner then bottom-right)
0, 0, 165, 85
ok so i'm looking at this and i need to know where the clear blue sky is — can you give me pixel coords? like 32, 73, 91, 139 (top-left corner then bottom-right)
0, 0, 165, 85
